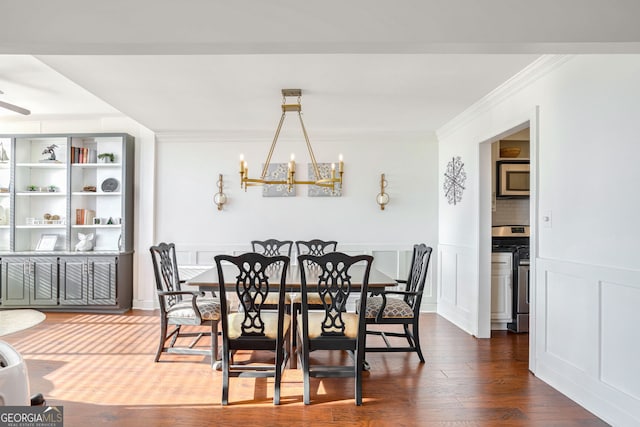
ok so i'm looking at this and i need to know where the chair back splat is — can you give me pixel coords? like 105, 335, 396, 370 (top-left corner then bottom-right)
295, 239, 337, 257
251, 239, 293, 257
290, 239, 339, 349
249, 239, 294, 313
297, 252, 373, 405
214, 252, 291, 405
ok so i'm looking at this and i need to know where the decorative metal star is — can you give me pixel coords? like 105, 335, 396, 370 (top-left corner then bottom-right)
443, 156, 466, 205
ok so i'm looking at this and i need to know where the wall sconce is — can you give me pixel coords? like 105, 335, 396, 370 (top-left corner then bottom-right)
213, 174, 227, 211
376, 173, 389, 210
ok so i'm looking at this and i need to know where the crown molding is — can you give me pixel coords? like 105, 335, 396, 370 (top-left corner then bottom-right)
436, 55, 573, 140
156, 129, 435, 144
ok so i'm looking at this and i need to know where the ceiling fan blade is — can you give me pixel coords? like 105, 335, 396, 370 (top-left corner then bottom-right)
0, 99, 31, 115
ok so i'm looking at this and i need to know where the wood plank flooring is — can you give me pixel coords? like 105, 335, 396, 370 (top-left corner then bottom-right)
2, 310, 608, 426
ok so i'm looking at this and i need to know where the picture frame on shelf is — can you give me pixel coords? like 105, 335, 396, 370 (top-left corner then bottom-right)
35, 234, 58, 251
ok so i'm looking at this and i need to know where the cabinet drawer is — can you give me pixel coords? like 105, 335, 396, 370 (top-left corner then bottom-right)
491, 252, 513, 273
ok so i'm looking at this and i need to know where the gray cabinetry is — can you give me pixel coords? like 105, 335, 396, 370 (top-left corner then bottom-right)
59, 255, 117, 305
0, 132, 134, 312
1, 256, 58, 306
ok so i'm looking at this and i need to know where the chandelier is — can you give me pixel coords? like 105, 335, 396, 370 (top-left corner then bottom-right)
239, 89, 343, 192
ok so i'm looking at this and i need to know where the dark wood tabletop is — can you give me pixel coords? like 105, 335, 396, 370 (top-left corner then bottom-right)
185, 263, 397, 291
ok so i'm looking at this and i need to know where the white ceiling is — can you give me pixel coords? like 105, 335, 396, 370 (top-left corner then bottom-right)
1, 1, 639, 134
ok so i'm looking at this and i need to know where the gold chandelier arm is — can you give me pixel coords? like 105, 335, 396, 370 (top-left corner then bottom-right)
298, 111, 321, 180
261, 110, 287, 179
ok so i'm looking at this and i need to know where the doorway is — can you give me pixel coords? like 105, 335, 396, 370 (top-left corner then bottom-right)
490, 127, 530, 332
478, 120, 533, 336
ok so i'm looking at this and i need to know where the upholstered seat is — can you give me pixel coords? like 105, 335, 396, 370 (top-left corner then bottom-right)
361, 296, 414, 318
166, 298, 221, 321
264, 292, 292, 305
228, 312, 290, 339
291, 293, 328, 305
298, 312, 359, 339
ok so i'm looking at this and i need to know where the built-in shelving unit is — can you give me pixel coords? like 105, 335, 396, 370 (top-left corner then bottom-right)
0, 133, 134, 312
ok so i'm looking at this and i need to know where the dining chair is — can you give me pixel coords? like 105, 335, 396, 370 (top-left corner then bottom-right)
251, 239, 294, 308
358, 243, 432, 363
297, 252, 373, 405
251, 239, 293, 258
291, 239, 338, 348
150, 242, 221, 368
214, 252, 291, 405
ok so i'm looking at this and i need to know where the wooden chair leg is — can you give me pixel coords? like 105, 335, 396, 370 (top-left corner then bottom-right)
210, 321, 220, 368
155, 319, 167, 362
355, 343, 364, 405
412, 321, 425, 363
291, 302, 299, 348
221, 347, 230, 405
302, 342, 311, 405
274, 340, 284, 405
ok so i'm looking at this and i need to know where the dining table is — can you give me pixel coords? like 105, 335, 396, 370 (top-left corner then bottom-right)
185, 262, 397, 369
185, 263, 397, 292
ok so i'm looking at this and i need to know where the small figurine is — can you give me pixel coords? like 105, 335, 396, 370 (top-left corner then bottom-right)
42, 144, 58, 161
75, 233, 94, 251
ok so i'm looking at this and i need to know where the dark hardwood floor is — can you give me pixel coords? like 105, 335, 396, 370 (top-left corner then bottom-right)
2, 310, 608, 426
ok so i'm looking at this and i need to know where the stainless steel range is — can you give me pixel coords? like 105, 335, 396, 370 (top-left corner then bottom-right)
492, 225, 530, 333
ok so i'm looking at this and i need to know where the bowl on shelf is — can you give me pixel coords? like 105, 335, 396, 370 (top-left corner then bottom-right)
499, 147, 521, 158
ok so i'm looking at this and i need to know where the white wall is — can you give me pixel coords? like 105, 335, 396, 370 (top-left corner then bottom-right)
436, 55, 640, 426
153, 131, 439, 310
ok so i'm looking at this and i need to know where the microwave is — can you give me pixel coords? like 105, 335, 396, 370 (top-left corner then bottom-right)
496, 161, 530, 198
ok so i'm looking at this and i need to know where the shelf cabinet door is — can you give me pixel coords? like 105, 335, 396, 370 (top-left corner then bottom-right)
1, 257, 31, 306
31, 257, 58, 306
59, 255, 117, 305
87, 256, 117, 305
59, 256, 88, 305
0, 256, 57, 306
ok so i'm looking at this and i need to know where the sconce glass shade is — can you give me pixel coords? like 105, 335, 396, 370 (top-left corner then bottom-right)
376, 173, 389, 210
376, 193, 389, 205
214, 174, 227, 210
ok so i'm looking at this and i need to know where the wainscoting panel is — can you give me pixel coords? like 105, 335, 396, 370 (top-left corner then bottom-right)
601, 280, 640, 400
437, 244, 475, 335
544, 270, 599, 373
535, 258, 640, 426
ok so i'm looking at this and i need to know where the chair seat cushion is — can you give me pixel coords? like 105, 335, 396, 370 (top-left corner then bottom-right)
167, 297, 221, 321
228, 312, 290, 339
263, 292, 291, 306
360, 296, 414, 318
297, 312, 360, 339
291, 293, 329, 306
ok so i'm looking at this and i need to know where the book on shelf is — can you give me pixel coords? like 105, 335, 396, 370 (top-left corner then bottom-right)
71, 146, 97, 164
75, 208, 96, 225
